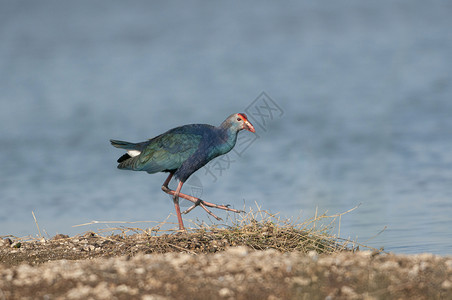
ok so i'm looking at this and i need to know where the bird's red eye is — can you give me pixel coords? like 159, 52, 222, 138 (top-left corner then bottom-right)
237, 117, 242, 121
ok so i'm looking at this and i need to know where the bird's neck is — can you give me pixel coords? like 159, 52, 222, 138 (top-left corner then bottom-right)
215, 126, 239, 155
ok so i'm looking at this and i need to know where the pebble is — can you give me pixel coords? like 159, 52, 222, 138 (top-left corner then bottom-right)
225, 246, 249, 256
341, 286, 358, 298
142, 295, 169, 300
442, 280, 452, 289
219, 287, 234, 297
11, 242, 21, 248
0, 238, 12, 247
291, 276, 311, 286
445, 259, 452, 270
307, 250, 318, 261
356, 250, 373, 258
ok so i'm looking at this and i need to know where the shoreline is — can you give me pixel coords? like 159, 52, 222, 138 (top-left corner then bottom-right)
1, 230, 451, 299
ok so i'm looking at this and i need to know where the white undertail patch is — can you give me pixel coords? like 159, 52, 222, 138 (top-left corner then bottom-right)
127, 150, 141, 157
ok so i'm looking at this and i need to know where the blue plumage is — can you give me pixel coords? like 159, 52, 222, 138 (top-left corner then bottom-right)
110, 113, 256, 230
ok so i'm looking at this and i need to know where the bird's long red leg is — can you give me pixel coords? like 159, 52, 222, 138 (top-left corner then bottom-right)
162, 173, 173, 189
173, 181, 185, 230
161, 173, 185, 230
162, 181, 222, 221
177, 193, 243, 214
166, 189, 243, 214
161, 177, 243, 220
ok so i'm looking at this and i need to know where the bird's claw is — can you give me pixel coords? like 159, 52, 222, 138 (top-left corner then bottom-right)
220, 204, 245, 213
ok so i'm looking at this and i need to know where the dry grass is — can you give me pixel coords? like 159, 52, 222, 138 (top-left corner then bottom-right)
69, 203, 372, 255
1, 204, 379, 267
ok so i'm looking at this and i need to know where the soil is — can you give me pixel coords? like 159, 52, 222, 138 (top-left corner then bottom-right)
1, 231, 451, 299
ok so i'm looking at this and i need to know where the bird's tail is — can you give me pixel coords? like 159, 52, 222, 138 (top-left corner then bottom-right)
110, 139, 140, 150
110, 139, 144, 165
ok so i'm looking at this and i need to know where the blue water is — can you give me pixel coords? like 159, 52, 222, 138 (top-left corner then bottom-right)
1, 1, 452, 255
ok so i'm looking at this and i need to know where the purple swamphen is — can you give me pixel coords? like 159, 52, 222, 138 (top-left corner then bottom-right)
110, 113, 256, 230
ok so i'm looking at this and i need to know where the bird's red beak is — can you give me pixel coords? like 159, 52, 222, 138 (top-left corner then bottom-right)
238, 113, 255, 133
244, 119, 255, 133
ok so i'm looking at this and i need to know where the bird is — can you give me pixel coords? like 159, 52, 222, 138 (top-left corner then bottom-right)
110, 113, 256, 230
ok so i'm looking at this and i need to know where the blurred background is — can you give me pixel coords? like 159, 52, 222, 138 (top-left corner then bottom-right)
1, 0, 451, 254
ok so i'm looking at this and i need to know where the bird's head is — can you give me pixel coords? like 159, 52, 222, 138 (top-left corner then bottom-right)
222, 113, 256, 133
